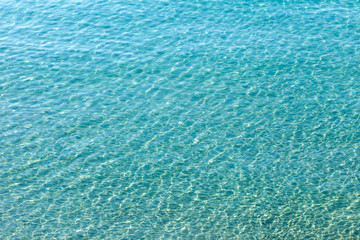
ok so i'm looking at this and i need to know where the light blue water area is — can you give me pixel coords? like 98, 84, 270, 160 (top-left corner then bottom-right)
1, 0, 360, 239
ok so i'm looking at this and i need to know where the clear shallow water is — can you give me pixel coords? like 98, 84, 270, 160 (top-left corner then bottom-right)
1, 0, 360, 239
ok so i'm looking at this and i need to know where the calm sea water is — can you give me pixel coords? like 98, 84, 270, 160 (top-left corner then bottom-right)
1, 0, 360, 239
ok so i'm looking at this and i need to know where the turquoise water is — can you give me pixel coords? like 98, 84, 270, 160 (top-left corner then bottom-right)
1, 0, 360, 239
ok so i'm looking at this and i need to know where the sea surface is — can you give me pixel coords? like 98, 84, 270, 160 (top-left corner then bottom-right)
1, 0, 360, 239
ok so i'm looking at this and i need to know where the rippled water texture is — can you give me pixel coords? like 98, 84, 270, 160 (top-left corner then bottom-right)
1, 0, 360, 239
